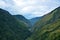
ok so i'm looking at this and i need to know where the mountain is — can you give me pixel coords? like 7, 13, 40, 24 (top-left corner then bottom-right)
13, 15, 32, 28
30, 17, 42, 25
0, 8, 31, 40
27, 7, 60, 40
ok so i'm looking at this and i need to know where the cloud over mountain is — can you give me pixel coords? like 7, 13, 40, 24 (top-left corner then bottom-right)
0, 0, 60, 19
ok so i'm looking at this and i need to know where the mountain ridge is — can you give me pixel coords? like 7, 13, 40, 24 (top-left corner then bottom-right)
0, 8, 31, 40
30, 17, 42, 25
0, 6, 60, 40
26, 6, 60, 40
13, 15, 32, 29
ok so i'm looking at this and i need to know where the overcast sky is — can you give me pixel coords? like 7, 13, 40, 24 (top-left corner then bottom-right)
0, 0, 60, 19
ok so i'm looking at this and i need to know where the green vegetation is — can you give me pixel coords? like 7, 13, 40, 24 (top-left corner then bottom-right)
0, 6, 60, 40
27, 7, 60, 40
0, 8, 31, 40
14, 15, 32, 29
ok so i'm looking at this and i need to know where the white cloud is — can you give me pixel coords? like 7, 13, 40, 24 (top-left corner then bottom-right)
21, 6, 33, 13
0, 0, 7, 7
13, 0, 25, 6
0, 0, 60, 19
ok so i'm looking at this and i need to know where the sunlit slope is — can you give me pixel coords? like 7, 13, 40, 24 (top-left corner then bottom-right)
27, 7, 60, 40
0, 8, 31, 40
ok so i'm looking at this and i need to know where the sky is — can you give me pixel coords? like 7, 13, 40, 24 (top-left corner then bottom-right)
0, 0, 60, 19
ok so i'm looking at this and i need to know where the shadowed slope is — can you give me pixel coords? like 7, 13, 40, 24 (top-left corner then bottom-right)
0, 8, 31, 40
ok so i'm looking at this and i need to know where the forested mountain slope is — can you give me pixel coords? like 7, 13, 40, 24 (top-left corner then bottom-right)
14, 15, 32, 28
0, 8, 31, 40
27, 7, 60, 40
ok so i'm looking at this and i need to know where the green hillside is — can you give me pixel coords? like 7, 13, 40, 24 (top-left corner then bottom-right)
13, 15, 32, 29
27, 7, 60, 40
0, 8, 31, 40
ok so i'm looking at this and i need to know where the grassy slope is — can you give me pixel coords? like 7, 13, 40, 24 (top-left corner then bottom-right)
0, 8, 31, 40
27, 7, 60, 40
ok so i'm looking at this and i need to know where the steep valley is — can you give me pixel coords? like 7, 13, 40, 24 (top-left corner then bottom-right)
0, 6, 60, 40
